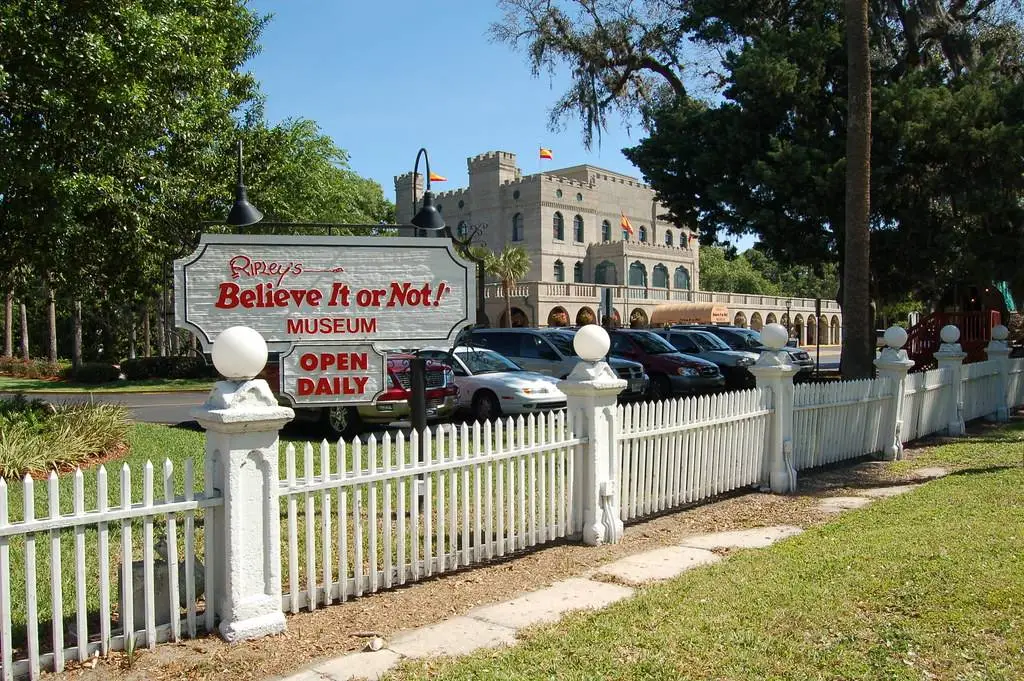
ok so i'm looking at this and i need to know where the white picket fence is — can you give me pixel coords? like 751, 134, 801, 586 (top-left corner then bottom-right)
901, 367, 952, 443
961, 361, 1002, 423
0, 460, 218, 680
616, 389, 772, 522
1007, 357, 1024, 409
277, 411, 582, 611
792, 378, 894, 470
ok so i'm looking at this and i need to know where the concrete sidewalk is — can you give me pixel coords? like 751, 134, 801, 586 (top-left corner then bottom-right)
273, 472, 945, 681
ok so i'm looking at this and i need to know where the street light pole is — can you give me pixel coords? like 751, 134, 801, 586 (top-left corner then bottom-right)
785, 299, 793, 341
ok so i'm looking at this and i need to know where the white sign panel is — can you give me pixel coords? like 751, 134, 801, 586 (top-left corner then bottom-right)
278, 344, 387, 406
174, 234, 476, 351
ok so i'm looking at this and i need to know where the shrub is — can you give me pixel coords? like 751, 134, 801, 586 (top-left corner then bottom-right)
0, 398, 130, 478
0, 357, 63, 379
120, 356, 216, 380
70, 362, 122, 384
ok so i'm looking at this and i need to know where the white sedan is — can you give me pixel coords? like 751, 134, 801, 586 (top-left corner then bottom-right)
418, 346, 567, 422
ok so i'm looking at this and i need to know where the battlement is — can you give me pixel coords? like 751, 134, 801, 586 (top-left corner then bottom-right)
393, 171, 424, 187
544, 174, 591, 190
468, 150, 517, 167
432, 186, 469, 201
592, 171, 649, 190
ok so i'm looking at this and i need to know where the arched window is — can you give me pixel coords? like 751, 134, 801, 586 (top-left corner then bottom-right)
638, 225, 648, 242
628, 261, 647, 287
674, 266, 691, 290
601, 220, 611, 241
652, 264, 669, 288
553, 260, 565, 282
595, 260, 617, 285
553, 212, 565, 241
573, 261, 584, 283
622, 226, 631, 240
457, 221, 468, 238
665, 231, 673, 246
573, 215, 584, 243
680, 231, 689, 248
512, 213, 523, 242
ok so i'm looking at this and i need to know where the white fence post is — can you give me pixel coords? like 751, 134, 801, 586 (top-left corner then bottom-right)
873, 326, 915, 460
558, 325, 626, 546
985, 324, 1011, 422
934, 324, 967, 436
191, 327, 294, 642
748, 323, 798, 493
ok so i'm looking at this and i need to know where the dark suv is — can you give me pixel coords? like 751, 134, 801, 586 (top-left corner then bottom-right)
607, 329, 725, 398
653, 327, 759, 389
680, 325, 815, 376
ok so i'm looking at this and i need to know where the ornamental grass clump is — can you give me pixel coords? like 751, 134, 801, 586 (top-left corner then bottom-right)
0, 396, 130, 478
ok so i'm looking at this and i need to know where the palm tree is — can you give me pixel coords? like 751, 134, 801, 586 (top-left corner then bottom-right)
843, 0, 873, 378
485, 245, 531, 328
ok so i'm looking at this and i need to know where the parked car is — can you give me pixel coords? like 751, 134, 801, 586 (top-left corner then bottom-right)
263, 354, 458, 438
417, 346, 566, 421
607, 328, 725, 398
467, 327, 649, 400
679, 325, 815, 376
652, 327, 758, 389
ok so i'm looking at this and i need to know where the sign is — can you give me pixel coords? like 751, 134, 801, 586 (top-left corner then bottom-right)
278, 344, 387, 406
174, 234, 476, 352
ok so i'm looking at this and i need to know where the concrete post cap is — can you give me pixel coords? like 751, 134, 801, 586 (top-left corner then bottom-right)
884, 326, 908, 349
760, 323, 788, 350
212, 326, 268, 380
939, 325, 960, 344
574, 324, 610, 362
992, 324, 1009, 341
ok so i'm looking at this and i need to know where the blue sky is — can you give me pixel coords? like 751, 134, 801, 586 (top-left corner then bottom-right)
245, 1, 650, 199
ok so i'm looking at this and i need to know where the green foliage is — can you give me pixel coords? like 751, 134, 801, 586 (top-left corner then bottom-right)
0, 398, 130, 478
700, 246, 840, 299
119, 356, 216, 381
484, 245, 532, 327
69, 362, 121, 384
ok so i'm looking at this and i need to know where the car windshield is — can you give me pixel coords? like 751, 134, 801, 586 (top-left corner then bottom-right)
692, 331, 732, 351
454, 348, 523, 374
629, 331, 679, 354
546, 332, 579, 356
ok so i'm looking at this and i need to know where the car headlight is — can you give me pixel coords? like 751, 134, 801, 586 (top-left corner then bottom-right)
520, 386, 549, 395
676, 367, 699, 377
737, 357, 754, 366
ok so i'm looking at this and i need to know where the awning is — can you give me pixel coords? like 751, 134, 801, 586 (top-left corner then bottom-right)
650, 303, 730, 326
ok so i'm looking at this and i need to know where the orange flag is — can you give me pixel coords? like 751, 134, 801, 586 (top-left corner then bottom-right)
539, 147, 553, 160
428, 172, 447, 182
620, 212, 634, 235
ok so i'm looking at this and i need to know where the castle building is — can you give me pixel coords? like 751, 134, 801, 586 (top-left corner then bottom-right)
394, 150, 842, 344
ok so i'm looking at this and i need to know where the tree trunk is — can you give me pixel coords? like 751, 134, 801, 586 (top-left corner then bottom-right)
503, 281, 512, 328
143, 304, 152, 357
3, 291, 12, 358
19, 302, 29, 360
157, 293, 167, 357
45, 277, 58, 363
128, 307, 137, 359
841, 0, 874, 379
72, 300, 83, 369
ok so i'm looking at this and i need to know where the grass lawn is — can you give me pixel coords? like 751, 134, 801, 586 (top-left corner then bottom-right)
387, 421, 1024, 681
0, 375, 215, 394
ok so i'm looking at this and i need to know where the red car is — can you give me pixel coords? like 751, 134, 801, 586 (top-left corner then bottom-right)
262, 354, 458, 438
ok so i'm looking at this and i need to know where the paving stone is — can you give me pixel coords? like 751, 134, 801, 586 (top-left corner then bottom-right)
680, 525, 803, 550
311, 650, 403, 681
817, 496, 874, 513
387, 616, 516, 659
468, 578, 634, 630
597, 546, 720, 585
275, 670, 328, 681
910, 466, 950, 480
858, 484, 919, 498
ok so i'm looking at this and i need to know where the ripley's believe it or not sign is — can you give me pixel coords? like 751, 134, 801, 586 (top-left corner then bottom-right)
173, 234, 477, 406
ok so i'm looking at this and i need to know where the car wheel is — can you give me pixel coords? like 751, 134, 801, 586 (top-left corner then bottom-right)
647, 374, 672, 401
323, 406, 362, 440
471, 391, 501, 423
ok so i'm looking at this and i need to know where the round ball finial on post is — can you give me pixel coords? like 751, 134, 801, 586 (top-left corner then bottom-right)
212, 326, 269, 380
760, 323, 788, 351
574, 324, 611, 362
992, 324, 1009, 341
884, 326, 908, 349
940, 324, 960, 345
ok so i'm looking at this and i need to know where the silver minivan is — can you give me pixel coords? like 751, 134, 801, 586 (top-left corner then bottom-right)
468, 328, 649, 399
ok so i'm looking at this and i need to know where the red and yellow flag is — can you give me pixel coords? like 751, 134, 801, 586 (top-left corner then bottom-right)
428, 172, 447, 182
539, 147, 553, 160
620, 212, 634, 235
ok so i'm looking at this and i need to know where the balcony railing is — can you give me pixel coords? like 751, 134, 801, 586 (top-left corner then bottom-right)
483, 282, 841, 312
